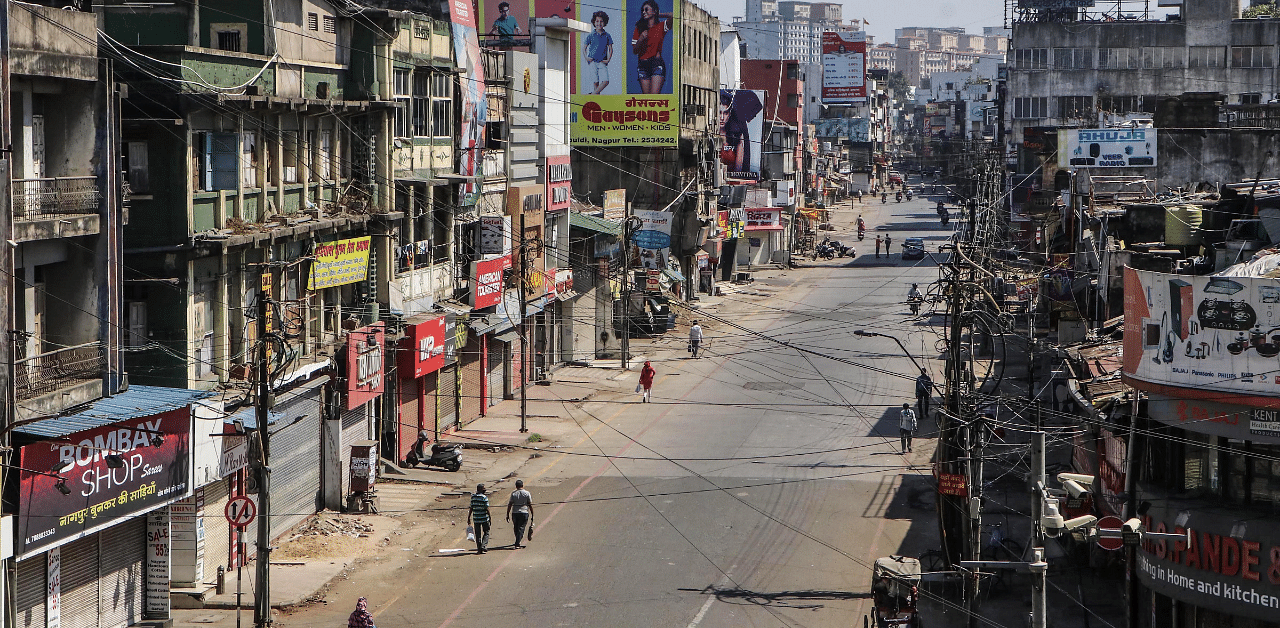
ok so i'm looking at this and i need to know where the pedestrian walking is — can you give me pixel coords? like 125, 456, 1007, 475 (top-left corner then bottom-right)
348, 598, 375, 628
915, 369, 933, 419
899, 403, 917, 454
875, 235, 882, 258
638, 360, 656, 402
884, 234, 892, 256
467, 484, 491, 553
689, 320, 703, 358
856, 189, 863, 203
506, 479, 534, 548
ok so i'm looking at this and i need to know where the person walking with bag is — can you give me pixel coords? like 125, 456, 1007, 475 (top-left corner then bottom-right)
638, 360, 656, 402
467, 484, 491, 553
899, 403, 917, 454
506, 479, 534, 548
689, 320, 703, 358
915, 368, 933, 419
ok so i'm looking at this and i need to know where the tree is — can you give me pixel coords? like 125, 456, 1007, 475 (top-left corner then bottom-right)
886, 71, 911, 98
1243, 2, 1275, 16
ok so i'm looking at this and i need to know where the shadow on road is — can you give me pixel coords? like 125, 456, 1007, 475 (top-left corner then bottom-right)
678, 585, 872, 610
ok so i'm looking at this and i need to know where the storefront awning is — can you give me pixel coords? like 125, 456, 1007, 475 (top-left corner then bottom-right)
570, 212, 623, 236
15, 385, 214, 439
494, 329, 522, 343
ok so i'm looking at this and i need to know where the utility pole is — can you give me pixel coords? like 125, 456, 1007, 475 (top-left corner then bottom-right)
518, 213, 528, 433
253, 291, 272, 628
967, 411, 985, 628
1030, 430, 1048, 628
620, 217, 633, 370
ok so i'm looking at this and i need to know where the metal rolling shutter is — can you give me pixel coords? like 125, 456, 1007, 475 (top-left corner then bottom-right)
203, 480, 233, 577
340, 404, 369, 496
98, 518, 145, 628
60, 536, 99, 628
487, 338, 504, 406
397, 376, 418, 463
437, 364, 457, 431
14, 555, 45, 628
458, 338, 484, 426
511, 335, 525, 395
269, 387, 323, 538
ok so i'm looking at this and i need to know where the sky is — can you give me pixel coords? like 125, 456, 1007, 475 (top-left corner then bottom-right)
697, 0, 1009, 44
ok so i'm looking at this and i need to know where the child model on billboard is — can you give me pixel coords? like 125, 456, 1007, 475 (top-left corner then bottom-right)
630, 0, 672, 94
584, 11, 615, 94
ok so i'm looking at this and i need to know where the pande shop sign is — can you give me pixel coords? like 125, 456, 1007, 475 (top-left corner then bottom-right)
347, 323, 385, 409
402, 315, 447, 378
471, 255, 511, 309
17, 408, 193, 558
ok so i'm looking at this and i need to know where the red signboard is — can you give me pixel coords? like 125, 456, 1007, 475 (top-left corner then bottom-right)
546, 155, 571, 212
937, 473, 968, 496
472, 255, 512, 309
821, 31, 867, 103
347, 323, 385, 409
17, 407, 192, 558
401, 315, 447, 379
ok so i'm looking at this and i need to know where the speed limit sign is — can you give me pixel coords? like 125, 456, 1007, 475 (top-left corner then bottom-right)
224, 496, 257, 528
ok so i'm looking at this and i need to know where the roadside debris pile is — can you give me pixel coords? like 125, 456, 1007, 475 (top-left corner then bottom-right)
286, 514, 374, 543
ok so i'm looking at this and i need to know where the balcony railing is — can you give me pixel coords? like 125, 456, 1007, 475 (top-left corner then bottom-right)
14, 341, 106, 400
13, 176, 101, 219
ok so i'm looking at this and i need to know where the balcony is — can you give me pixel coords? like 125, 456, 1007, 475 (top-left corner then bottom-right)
11, 176, 102, 242
15, 341, 107, 417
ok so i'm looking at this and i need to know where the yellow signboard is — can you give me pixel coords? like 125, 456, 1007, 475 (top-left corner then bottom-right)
308, 236, 372, 290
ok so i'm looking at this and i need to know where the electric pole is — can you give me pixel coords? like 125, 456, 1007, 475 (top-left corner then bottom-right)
620, 217, 631, 370
518, 213, 528, 433
253, 290, 272, 628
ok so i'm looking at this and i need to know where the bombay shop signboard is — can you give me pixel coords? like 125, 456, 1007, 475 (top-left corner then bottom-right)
347, 323, 385, 409
17, 408, 193, 558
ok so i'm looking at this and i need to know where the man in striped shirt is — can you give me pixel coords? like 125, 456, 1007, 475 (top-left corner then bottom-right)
467, 484, 491, 553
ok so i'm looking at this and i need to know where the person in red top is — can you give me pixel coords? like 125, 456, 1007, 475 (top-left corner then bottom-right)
638, 360, 656, 402
630, 0, 671, 94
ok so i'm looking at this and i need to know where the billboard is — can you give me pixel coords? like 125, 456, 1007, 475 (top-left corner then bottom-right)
347, 323, 385, 409
18, 408, 192, 558
472, 255, 512, 308
813, 117, 870, 142
451, 0, 487, 205
632, 209, 672, 270
821, 31, 867, 103
1062, 128, 1156, 168
309, 236, 372, 290
571, 0, 680, 146
401, 315, 447, 378
478, 0, 531, 49
603, 189, 626, 221
546, 155, 572, 211
719, 89, 765, 181
1122, 268, 1280, 397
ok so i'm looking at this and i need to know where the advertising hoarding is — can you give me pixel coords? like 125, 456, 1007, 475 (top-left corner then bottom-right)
744, 208, 782, 230
478, 0, 531, 49
451, 0, 488, 205
632, 209, 672, 270
402, 315, 448, 378
571, 0, 680, 146
546, 156, 572, 211
603, 189, 626, 221
1062, 128, 1156, 168
821, 31, 867, 103
472, 255, 512, 308
719, 89, 764, 181
308, 236, 372, 290
347, 323, 385, 409
18, 408, 192, 558
480, 215, 512, 257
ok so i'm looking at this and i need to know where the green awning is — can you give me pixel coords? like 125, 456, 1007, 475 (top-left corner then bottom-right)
570, 212, 622, 236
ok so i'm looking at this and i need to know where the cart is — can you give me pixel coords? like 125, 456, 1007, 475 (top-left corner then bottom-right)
870, 556, 922, 627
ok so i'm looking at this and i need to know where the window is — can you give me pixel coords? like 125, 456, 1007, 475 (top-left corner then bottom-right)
125, 141, 149, 194
240, 131, 258, 187
413, 20, 430, 39
786, 63, 799, 80
431, 71, 453, 138
1098, 48, 1138, 69
1057, 96, 1093, 119
282, 132, 299, 183
1053, 47, 1093, 69
412, 71, 430, 136
1232, 46, 1273, 68
318, 130, 332, 180
217, 30, 242, 52
126, 301, 148, 348
787, 93, 799, 108
200, 132, 238, 191
1240, 93, 1263, 104
1012, 97, 1047, 119
1098, 95, 1142, 113
394, 68, 411, 138
1012, 48, 1048, 69
307, 13, 318, 31
1188, 46, 1224, 68
1142, 47, 1183, 68
323, 15, 337, 34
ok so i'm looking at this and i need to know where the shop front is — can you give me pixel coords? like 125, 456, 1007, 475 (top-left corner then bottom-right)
738, 208, 785, 267
397, 314, 451, 457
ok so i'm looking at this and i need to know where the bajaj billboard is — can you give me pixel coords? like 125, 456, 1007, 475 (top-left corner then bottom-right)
571, 0, 680, 146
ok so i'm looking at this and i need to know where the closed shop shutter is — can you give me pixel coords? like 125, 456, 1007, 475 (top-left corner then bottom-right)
486, 338, 504, 407
511, 335, 525, 395
14, 555, 45, 628
437, 365, 457, 432
458, 336, 484, 426
60, 536, 99, 628
98, 517, 145, 628
340, 404, 369, 496
397, 376, 418, 462
203, 479, 233, 576
269, 386, 324, 538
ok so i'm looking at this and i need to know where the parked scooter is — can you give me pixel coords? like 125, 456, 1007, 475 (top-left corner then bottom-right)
815, 238, 837, 260
405, 431, 463, 471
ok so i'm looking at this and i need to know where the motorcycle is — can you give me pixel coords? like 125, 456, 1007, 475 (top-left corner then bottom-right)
857, 226, 866, 241
828, 240, 856, 257
881, 193, 888, 204
895, 192, 903, 203
906, 190, 913, 201
909, 295, 923, 315
405, 431, 463, 471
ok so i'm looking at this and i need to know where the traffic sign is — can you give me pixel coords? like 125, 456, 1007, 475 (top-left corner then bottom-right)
225, 496, 257, 528
1096, 515, 1124, 551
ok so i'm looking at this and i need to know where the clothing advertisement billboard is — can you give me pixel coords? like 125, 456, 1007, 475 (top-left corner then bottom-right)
1122, 267, 1280, 397
18, 408, 192, 558
451, 0, 487, 205
1061, 128, 1156, 168
719, 89, 764, 181
571, 0, 679, 146
821, 31, 867, 103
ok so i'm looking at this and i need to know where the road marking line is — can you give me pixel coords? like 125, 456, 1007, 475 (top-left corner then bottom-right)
687, 568, 735, 628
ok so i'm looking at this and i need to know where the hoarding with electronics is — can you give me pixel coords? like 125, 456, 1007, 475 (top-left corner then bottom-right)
821, 31, 867, 103
571, 0, 680, 146
1061, 128, 1156, 168
402, 315, 447, 378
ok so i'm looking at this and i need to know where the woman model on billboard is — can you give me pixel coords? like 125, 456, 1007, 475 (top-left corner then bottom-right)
719, 90, 763, 175
631, 0, 671, 94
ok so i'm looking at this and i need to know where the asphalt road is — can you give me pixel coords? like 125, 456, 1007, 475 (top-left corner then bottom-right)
293, 188, 958, 628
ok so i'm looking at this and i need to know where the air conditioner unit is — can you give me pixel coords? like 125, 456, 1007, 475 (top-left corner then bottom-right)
772, 181, 794, 206
683, 103, 706, 116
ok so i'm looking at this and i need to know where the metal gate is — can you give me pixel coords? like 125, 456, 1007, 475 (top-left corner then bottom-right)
15, 554, 45, 628
458, 337, 484, 426
203, 480, 233, 577
437, 364, 457, 432
487, 337, 504, 406
340, 404, 369, 496
60, 536, 99, 628
269, 385, 324, 538
98, 517, 144, 628
397, 376, 419, 462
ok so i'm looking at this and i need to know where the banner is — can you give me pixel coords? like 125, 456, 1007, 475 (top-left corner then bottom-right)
571, 0, 680, 146
18, 408, 192, 558
632, 209, 672, 270
472, 255, 512, 308
347, 323, 385, 409
719, 89, 764, 181
821, 31, 867, 103
401, 315, 447, 378
478, 0, 531, 49
451, 0, 487, 204
546, 155, 572, 211
744, 208, 783, 231
603, 188, 626, 221
1063, 128, 1156, 168
309, 236, 371, 290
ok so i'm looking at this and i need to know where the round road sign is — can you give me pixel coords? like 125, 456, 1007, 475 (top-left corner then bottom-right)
1096, 515, 1124, 551
225, 496, 257, 528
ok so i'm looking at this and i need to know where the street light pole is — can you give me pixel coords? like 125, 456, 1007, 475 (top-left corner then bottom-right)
853, 329, 927, 376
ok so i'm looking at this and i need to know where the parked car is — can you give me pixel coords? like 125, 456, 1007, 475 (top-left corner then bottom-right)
889, 171, 904, 185
902, 238, 926, 260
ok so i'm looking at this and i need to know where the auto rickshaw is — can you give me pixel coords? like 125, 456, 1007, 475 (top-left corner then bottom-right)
869, 555, 922, 627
